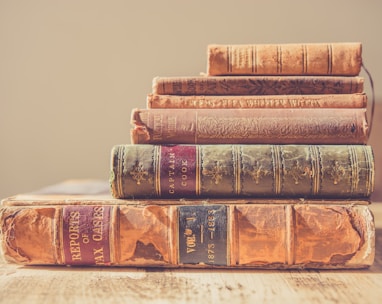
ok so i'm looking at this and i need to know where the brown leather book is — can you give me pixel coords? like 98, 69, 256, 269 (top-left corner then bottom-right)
147, 93, 368, 109
207, 43, 362, 76
110, 145, 374, 199
130, 108, 369, 144
0, 180, 375, 268
152, 76, 364, 95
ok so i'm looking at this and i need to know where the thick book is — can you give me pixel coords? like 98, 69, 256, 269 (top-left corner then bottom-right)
0, 180, 375, 269
152, 76, 364, 95
147, 93, 367, 109
207, 43, 362, 76
130, 108, 369, 144
110, 144, 374, 199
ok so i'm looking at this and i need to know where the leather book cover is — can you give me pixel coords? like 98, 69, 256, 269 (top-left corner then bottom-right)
207, 43, 362, 76
110, 144, 374, 199
152, 76, 364, 95
130, 108, 369, 145
147, 93, 368, 109
0, 180, 375, 269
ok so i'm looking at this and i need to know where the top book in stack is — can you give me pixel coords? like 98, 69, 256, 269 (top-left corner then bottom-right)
133, 42, 369, 145
206, 42, 362, 76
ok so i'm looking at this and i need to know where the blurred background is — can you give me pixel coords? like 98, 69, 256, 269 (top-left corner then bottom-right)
1, 0, 381, 200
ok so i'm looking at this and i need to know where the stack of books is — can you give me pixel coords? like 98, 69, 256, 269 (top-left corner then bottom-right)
0, 43, 375, 269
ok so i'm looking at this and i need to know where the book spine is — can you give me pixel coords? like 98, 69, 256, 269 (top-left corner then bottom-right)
0, 204, 375, 268
130, 108, 369, 145
207, 43, 362, 76
109, 145, 374, 199
152, 76, 364, 95
147, 93, 368, 109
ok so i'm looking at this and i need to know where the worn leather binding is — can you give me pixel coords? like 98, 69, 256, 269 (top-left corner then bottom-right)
130, 108, 369, 145
207, 43, 362, 76
152, 76, 364, 96
0, 196, 375, 268
110, 144, 374, 199
147, 93, 368, 109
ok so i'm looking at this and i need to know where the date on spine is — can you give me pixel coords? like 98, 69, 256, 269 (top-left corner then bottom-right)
178, 205, 227, 266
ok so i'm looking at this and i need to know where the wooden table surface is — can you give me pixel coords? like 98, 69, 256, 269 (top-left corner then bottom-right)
1, 203, 381, 304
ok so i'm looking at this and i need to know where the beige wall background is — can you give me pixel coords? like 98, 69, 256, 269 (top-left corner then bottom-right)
1, 0, 382, 200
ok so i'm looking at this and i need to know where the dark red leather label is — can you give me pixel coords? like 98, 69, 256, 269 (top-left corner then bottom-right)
62, 206, 111, 266
160, 145, 197, 197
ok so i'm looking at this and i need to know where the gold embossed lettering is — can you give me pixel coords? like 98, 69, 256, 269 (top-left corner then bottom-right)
93, 247, 105, 265
181, 159, 188, 187
92, 207, 104, 242
68, 211, 82, 261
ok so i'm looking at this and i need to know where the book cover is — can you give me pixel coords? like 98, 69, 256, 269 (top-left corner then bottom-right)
0, 180, 375, 269
207, 43, 362, 76
147, 93, 368, 109
130, 108, 369, 145
152, 76, 364, 96
110, 144, 374, 199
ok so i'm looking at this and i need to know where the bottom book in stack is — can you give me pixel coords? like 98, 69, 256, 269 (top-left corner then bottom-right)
0, 180, 375, 269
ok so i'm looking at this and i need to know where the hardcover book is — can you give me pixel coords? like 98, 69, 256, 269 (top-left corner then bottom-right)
152, 76, 364, 96
130, 108, 369, 144
110, 144, 374, 199
147, 93, 368, 109
207, 43, 362, 76
0, 180, 375, 269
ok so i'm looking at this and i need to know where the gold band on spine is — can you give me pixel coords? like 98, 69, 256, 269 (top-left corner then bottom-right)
226, 205, 232, 266
58, 208, 65, 265
277, 45, 282, 74
117, 146, 125, 198
251, 45, 255, 73
328, 44, 333, 75
364, 145, 375, 196
349, 145, 359, 195
227, 46, 231, 73
310, 145, 321, 195
285, 204, 294, 265
234, 145, 241, 195
303, 44, 307, 74
109, 206, 118, 265
272, 145, 282, 195
155, 146, 161, 197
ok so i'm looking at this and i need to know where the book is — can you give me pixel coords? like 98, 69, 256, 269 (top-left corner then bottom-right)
110, 144, 374, 199
130, 108, 369, 145
147, 93, 368, 109
207, 43, 362, 76
0, 180, 375, 268
152, 76, 364, 96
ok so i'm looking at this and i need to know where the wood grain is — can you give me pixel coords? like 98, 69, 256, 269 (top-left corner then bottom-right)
1, 203, 381, 304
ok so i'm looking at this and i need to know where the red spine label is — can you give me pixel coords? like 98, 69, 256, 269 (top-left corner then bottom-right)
160, 145, 197, 197
62, 206, 111, 266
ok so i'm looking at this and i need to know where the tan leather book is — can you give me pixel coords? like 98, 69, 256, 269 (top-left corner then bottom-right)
207, 43, 362, 76
0, 180, 375, 268
152, 76, 364, 95
147, 93, 368, 109
130, 108, 369, 144
110, 145, 374, 199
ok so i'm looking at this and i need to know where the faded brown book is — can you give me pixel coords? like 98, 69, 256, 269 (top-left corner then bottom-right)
0, 180, 375, 268
152, 76, 364, 95
147, 93, 367, 109
130, 108, 369, 144
207, 43, 362, 76
110, 145, 374, 199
